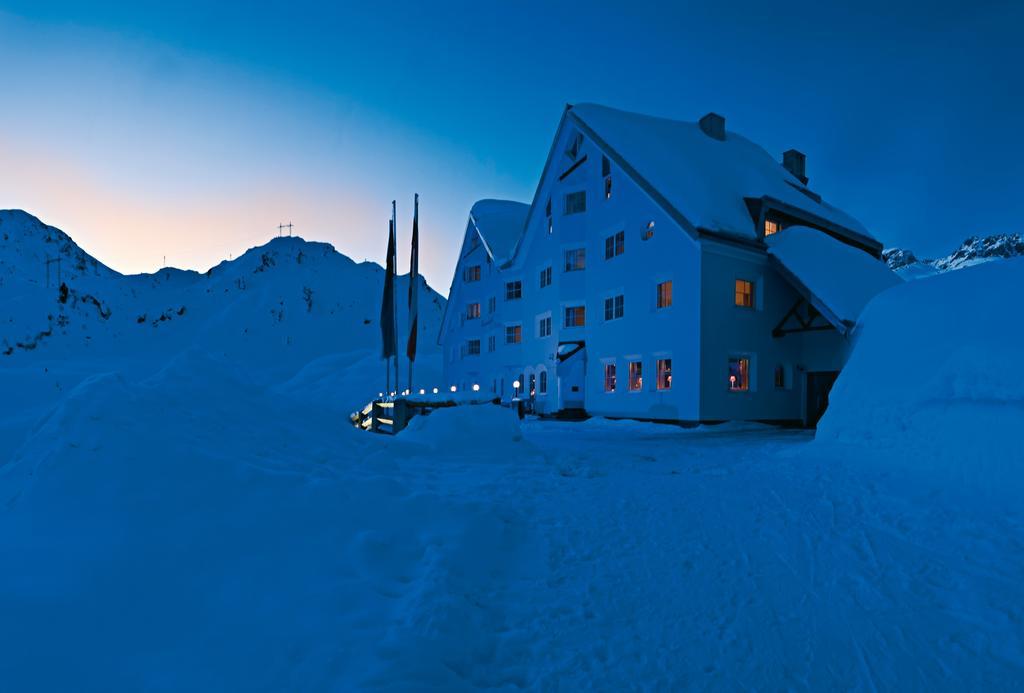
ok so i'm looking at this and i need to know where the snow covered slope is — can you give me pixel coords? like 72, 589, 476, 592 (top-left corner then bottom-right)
883, 232, 1024, 279
816, 257, 1024, 494
0, 209, 446, 458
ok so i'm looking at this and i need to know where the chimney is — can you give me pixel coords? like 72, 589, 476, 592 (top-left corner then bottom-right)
698, 112, 726, 141
782, 149, 808, 184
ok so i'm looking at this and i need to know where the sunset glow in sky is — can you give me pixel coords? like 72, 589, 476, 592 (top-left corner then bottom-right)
2, 2, 1022, 289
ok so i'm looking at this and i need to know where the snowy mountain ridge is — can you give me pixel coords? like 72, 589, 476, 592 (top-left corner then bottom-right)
0, 209, 445, 419
883, 232, 1024, 278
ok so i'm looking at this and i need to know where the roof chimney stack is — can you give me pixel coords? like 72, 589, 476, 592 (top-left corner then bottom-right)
783, 149, 808, 184
698, 112, 726, 141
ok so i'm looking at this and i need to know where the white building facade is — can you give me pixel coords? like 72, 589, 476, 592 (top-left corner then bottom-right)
439, 104, 898, 425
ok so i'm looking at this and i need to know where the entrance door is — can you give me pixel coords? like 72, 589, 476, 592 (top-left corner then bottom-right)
805, 371, 839, 428
556, 341, 586, 412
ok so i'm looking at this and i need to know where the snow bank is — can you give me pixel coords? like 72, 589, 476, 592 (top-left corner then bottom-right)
400, 404, 523, 453
816, 258, 1024, 495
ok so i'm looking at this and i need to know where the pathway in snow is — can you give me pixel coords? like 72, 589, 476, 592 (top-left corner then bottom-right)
489, 419, 1024, 689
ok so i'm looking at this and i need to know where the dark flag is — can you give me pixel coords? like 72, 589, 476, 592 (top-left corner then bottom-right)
380, 217, 398, 361
407, 194, 419, 364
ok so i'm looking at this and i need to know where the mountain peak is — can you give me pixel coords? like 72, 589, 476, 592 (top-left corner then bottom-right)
884, 232, 1024, 278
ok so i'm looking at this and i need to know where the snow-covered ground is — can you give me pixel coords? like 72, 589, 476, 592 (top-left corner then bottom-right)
2, 397, 1021, 689
2, 212, 1023, 689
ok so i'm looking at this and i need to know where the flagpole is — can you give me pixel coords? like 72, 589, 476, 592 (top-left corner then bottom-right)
408, 193, 419, 393
391, 200, 399, 394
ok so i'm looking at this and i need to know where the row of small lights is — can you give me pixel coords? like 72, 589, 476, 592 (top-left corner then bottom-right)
378, 381, 520, 399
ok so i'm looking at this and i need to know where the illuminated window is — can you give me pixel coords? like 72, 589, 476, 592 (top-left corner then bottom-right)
564, 191, 587, 215
505, 324, 522, 344
604, 363, 617, 392
464, 265, 481, 282
505, 281, 522, 300
657, 358, 672, 390
604, 176, 613, 200
641, 220, 655, 240
564, 305, 586, 328
539, 316, 552, 338
540, 266, 552, 288
466, 339, 480, 355
564, 248, 586, 272
629, 361, 643, 391
539, 371, 548, 394
656, 281, 672, 309
774, 364, 786, 388
466, 302, 480, 320
729, 357, 750, 391
604, 295, 624, 321
604, 231, 624, 259
735, 279, 755, 308
764, 219, 781, 236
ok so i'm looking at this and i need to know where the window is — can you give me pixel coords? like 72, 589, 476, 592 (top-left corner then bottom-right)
774, 365, 786, 389
604, 176, 613, 200
488, 296, 496, 313
539, 316, 552, 337
564, 305, 586, 328
464, 265, 481, 282
505, 324, 522, 344
628, 361, 643, 391
604, 231, 625, 259
488, 335, 496, 352
729, 357, 750, 391
601, 155, 611, 177
657, 359, 672, 390
565, 132, 583, 160
546, 198, 553, 234
540, 266, 552, 288
564, 248, 586, 272
539, 371, 548, 394
604, 294, 624, 321
564, 191, 587, 215
505, 280, 522, 300
641, 220, 655, 240
604, 363, 617, 392
467, 339, 481, 355
764, 219, 781, 236
529, 374, 536, 398
735, 279, 755, 308
656, 280, 672, 309
466, 302, 480, 320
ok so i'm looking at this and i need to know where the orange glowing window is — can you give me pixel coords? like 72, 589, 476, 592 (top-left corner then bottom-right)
735, 279, 755, 308
729, 357, 750, 391
764, 219, 781, 236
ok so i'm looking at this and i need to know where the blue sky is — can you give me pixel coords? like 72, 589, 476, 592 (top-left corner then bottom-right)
1, 1, 1021, 287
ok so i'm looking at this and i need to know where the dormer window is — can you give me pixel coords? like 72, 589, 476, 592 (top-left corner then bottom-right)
764, 219, 781, 237
565, 131, 583, 160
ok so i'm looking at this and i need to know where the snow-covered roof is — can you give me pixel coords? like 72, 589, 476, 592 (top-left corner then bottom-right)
468, 200, 529, 264
767, 226, 902, 333
568, 104, 874, 245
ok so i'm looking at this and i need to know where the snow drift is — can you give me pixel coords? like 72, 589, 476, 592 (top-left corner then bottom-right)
816, 258, 1024, 495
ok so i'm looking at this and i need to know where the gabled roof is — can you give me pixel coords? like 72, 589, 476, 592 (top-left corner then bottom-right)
767, 226, 902, 334
468, 199, 530, 265
566, 103, 874, 247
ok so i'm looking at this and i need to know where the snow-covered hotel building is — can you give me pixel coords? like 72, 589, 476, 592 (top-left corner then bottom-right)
439, 104, 899, 425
